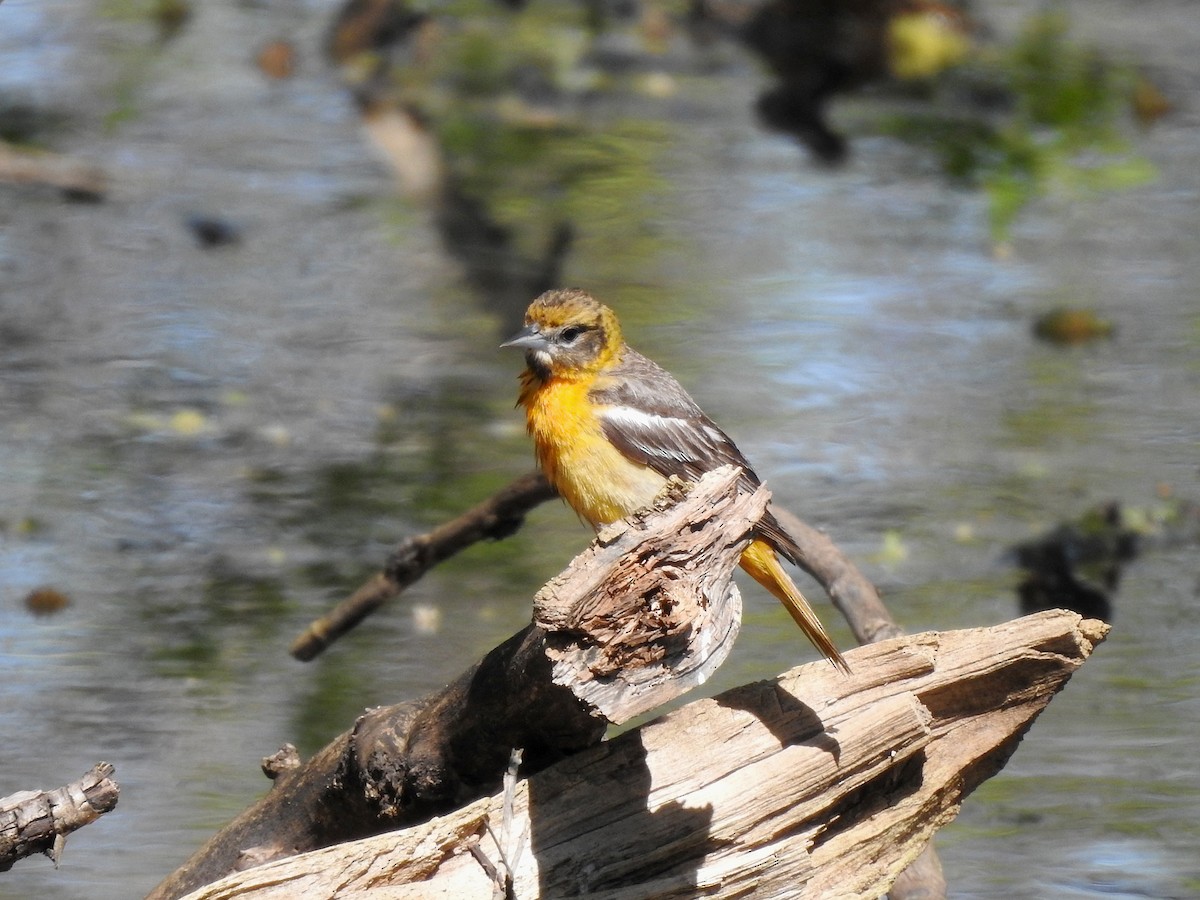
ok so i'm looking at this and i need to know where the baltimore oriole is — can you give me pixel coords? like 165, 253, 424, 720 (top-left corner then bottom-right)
502, 288, 849, 672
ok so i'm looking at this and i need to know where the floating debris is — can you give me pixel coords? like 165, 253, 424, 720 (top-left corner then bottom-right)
257, 40, 298, 80
24, 586, 72, 617
1131, 71, 1171, 126
155, 0, 192, 41
1033, 308, 1115, 346
169, 408, 209, 436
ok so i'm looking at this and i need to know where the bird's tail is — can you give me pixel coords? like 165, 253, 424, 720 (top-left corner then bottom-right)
741, 539, 851, 674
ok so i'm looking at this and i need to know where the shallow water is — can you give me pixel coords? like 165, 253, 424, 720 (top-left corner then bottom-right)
2, 0, 1198, 897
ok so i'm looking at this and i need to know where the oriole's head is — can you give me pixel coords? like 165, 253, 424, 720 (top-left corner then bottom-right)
501, 288, 623, 381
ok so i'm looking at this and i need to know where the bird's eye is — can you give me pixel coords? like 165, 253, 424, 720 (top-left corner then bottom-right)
560, 325, 585, 344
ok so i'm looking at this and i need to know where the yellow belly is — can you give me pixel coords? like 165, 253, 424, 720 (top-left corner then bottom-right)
523, 378, 666, 527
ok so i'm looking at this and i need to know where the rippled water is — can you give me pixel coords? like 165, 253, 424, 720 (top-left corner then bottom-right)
2, 0, 1198, 897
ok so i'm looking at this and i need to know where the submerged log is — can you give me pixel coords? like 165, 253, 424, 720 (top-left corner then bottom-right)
171, 610, 1107, 899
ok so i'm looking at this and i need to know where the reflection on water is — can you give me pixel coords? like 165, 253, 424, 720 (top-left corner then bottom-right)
2, 1, 1198, 898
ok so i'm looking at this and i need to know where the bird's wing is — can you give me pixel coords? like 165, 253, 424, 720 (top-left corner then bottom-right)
591, 348, 807, 566
592, 348, 753, 483
598, 405, 746, 481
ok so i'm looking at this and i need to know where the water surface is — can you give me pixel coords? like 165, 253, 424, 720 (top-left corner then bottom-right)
1, 1, 1197, 897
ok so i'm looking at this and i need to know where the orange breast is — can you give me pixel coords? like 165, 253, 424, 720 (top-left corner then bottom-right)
521, 376, 666, 527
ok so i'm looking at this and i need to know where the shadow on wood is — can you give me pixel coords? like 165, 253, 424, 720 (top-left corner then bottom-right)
149, 465, 1109, 899
168, 610, 1106, 899
149, 468, 763, 900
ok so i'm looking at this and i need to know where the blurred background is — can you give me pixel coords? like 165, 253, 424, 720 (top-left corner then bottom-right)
1, 0, 1197, 896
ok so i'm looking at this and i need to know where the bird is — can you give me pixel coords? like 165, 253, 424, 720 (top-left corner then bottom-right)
502, 288, 849, 672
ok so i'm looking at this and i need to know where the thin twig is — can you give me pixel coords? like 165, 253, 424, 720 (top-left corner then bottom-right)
290, 471, 556, 660
292, 470, 902, 661
771, 506, 905, 645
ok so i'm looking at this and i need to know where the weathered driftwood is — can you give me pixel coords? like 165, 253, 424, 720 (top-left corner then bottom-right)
170, 610, 1107, 900
149, 468, 762, 900
0, 763, 119, 872
173, 465, 953, 898
533, 470, 764, 724
172, 463, 958, 899
770, 504, 946, 898
0, 139, 106, 200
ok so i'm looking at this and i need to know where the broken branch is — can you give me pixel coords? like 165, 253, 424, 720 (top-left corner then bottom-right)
0, 763, 120, 872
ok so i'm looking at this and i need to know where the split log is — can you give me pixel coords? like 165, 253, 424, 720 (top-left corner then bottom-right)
161, 463, 962, 899
149, 468, 763, 900
170, 610, 1107, 899
770, 506, 947, 898
151, 464, 1108, 900
0, 763, 120, 872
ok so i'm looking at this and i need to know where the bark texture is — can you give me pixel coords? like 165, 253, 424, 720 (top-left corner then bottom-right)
0, 763, 119, 872
149, 468, 759, 900
170, 611, 1107, 900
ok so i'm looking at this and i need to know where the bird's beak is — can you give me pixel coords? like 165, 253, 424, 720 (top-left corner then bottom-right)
500, 323, 550, 352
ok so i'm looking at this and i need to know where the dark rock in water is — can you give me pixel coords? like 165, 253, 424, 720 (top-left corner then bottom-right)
1011, 501, 1138, 622
186, 214, 242, 248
